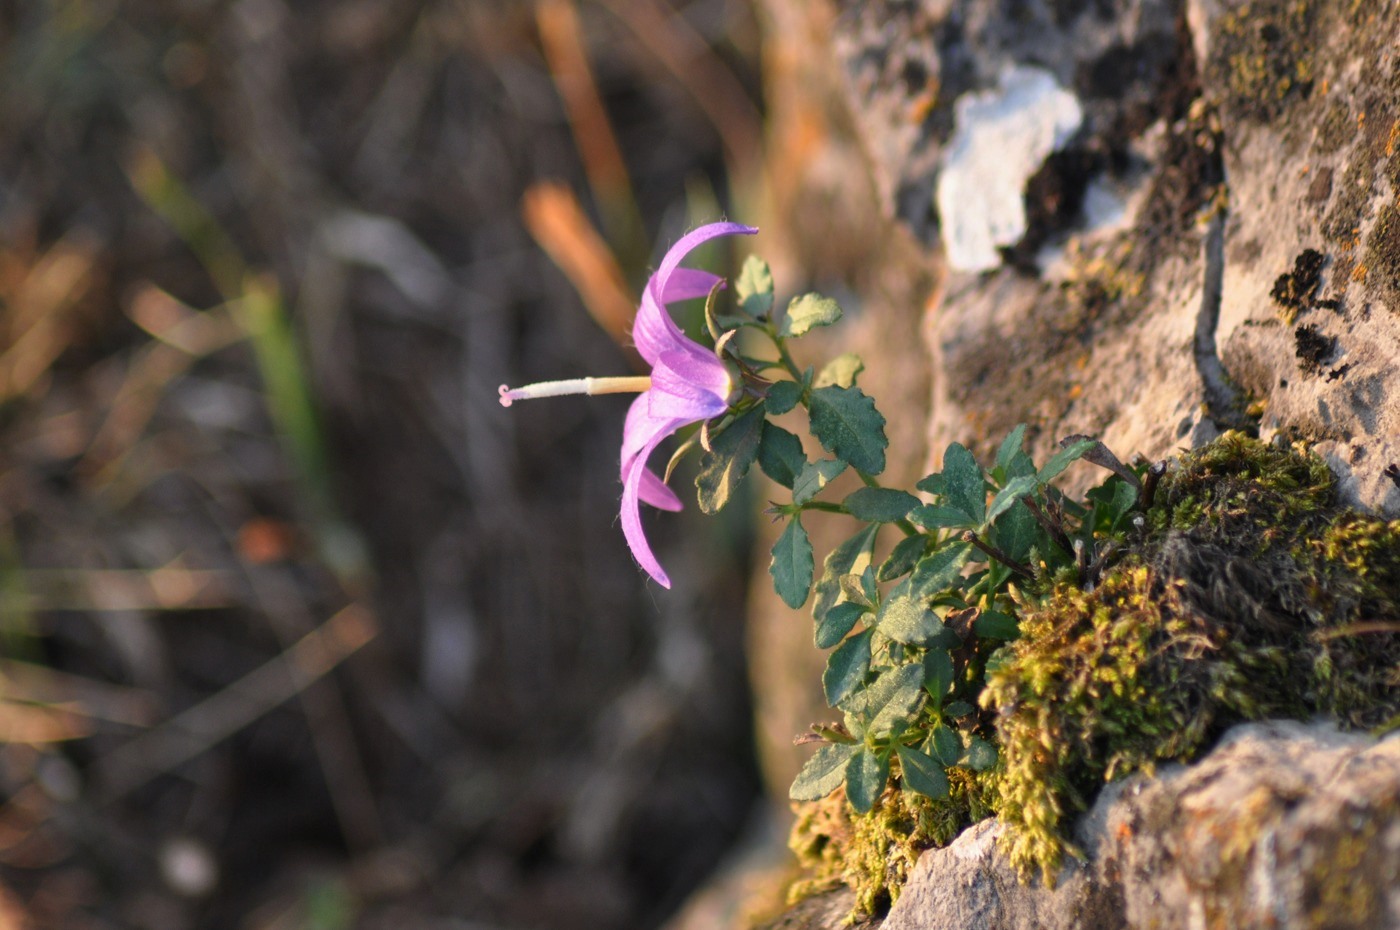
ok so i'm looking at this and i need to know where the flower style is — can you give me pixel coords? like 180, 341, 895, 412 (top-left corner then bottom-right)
499, 221, 758, 588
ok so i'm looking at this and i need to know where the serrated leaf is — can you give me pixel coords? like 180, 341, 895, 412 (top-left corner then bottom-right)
923, 649, 954, 701
1087, 477, 1138, 532
793, 458, 847, 505
845, 746, 889, 813
973, 609, 1020, 640
816, 601, 868, 649
808, 386, 887, 476
929, 725, 962, 767
814, 352, 864, 389
864, 664, 926, 735
782, 292, 843, 337
942, 443, 986, 525
909, 504, 975, 530
812, 525, 879, 623
909, 543, 971, 598
770, 517, 814, 609
996, 425, 1029, 471
789, 743, 857, 801
736, 254, 774, 318
986, 475, 1037, 526
843, 487, 920, 523
878, 594, 943, 646
822, 627, 873, 706
757, 422, 805, 489
896, 744, 950, 800
915, 472, 946, 495
1038, 437, 1097, 483
964, 737, 997, 772
878, 534, 928, 582
765, 380, 803, 416
993, 500, 1040, 563
696, 406, 764, 514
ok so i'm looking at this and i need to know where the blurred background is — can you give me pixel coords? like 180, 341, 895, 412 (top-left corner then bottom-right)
0, 1, 794, 927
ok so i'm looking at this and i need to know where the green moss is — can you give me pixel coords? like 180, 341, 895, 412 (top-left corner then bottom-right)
786, 434, 1399, 905
985, 434, 1399, 881
788, 769, 991, 919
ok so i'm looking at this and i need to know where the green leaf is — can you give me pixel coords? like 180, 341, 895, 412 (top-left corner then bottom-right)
973, 609, 1020, 640
964, 737, 997, 772
770, 517, 814, 609
1038, 437, 1097, 483
878, 534, 928, 582
993, 500, 1040, 563
736, 254, 774, 319
896, 744, 949, 800
695, 406, 764, 514
942, 443, 986, 524
996, 424, 1028, 471
929, 725, 962, 767
823, 627, 873, 706
909, 543, 972, 599
845, 746, 889, 813
789, 743, 857, 801
781, 292, 843, 337
986, 475, 1037, 526
812, 525, 879, 622
814, 352, 864, 389
843, 487, 920, 523
915, 472, 946, 495
838, 574, 874, 609
923, 649, 954, 701
765, 380, 803, 416
793, 458, 848, 505
757, 422, 806, 489
863, 664, 926, 735
943, 700, 974, 718
1087, 477, 1138, 532
807, 386, 888, 476
878, 594, 943, 646
909, 504, 975, 530
816, 601, 868, 649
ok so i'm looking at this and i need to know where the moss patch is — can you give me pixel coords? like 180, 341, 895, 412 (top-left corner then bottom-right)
1212, 0, 1319, 123
984, 434, 1399, 881
788, 770, 991, 919
786, 435, 1399, 908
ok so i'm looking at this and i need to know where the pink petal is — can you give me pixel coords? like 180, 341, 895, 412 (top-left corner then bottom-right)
638, 468, 683, 511
662, 268, 724, 303
621, 424, 685, 588
631, 222, 757, 362
648, 352, 731, 420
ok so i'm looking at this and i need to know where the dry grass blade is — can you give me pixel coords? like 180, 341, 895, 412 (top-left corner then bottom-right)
0, 700, 90, 744
94, 604, 378, 802
78, 285, 244, 485
0, 233, 99, 402
0, 660, 158, 727
536, 0, 639, 244
521, 181, 640, 352
20, 566, 238, 612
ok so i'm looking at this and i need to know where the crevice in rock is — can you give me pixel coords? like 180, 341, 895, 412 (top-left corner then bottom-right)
1193, 193, 1254, 435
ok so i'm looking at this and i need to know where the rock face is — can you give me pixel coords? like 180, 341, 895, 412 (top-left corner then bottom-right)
764, 721, 1400, 930
739, 0, 1400, 926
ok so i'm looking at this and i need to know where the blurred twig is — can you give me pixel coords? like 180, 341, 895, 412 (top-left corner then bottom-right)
0, 232, 99, 403
597, 0, 764, 182
95, 604, 378, 803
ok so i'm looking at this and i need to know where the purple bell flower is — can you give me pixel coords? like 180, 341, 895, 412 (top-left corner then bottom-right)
500, 221, 757, 587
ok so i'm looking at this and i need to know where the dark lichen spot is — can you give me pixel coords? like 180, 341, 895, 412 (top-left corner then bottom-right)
1212, 0, 1319, 123
1294, 323, 1336, 374
1305, 167, 1333, 204
1271, 248, 1326, 322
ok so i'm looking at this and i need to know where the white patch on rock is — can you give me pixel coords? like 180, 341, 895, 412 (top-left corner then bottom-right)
936, 66, 1083, 272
